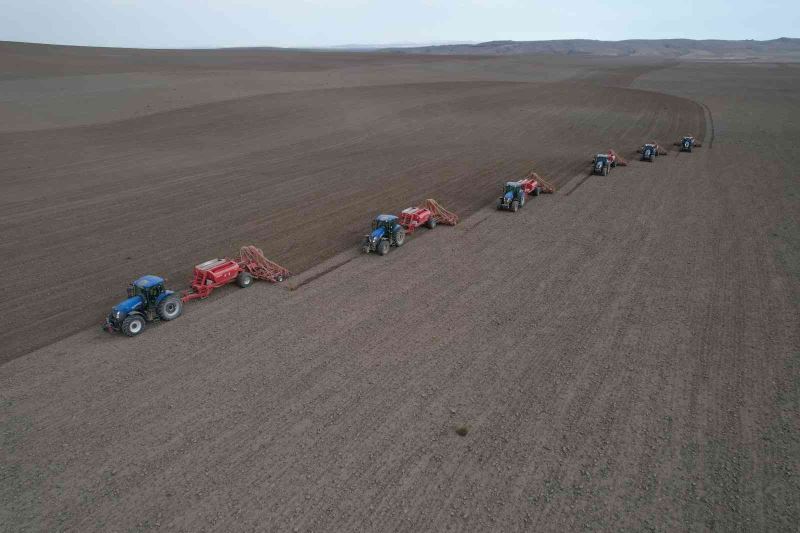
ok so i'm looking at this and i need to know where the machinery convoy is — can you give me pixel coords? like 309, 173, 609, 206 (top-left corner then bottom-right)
105, 136, 700, 337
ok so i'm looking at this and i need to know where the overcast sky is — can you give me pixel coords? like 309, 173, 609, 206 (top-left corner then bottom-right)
1, 0, 798, 49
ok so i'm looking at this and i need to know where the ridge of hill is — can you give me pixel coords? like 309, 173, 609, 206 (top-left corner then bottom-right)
382, 37, 800, 60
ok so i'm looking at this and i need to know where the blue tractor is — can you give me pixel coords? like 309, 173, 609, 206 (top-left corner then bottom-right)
679, 136, 701, 152
362, 214, 406, 256
593, 154, 612, 176
497, 181, 526, 212
641, 143, 657, 162
103, 275, 183, 336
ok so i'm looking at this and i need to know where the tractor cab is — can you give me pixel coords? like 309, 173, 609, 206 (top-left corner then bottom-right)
372, 214, 398, 231
642, 144, 657, 161
681, 136, 695, 151
127, 275, 166, 305
504, 182, 522, 196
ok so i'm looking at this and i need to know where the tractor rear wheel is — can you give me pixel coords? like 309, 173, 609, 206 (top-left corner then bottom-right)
236, 271, 254, 288
157, 295, 183, 321
511, 200, 519, 212
426, 217, 437, 229
377, 240, 390, 256
394, 227, 406, 247
121, 315, 145, 337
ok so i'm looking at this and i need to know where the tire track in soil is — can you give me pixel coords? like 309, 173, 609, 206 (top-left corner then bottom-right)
702, 102, 716, 149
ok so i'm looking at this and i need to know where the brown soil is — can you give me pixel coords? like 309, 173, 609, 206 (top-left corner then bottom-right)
1, 45, 797, 532
0, 47, 703, 363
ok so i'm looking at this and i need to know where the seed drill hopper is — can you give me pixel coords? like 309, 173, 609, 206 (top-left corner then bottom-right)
182, 245, 289, 301
524, 172, 556, 194
607, 150, 628, 166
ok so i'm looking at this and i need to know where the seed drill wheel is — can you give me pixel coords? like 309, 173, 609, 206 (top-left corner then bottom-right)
122, 315, 145, 337
426, 217, 437, 229
236, 271, 254, 288
157, 296, 183, 321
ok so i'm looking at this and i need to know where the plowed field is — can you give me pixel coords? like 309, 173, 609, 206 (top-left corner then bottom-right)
1, 45, 797, 532
0, 50, 703, 362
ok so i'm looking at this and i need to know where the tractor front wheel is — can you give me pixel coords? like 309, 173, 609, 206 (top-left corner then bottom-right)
157, 296, 183, 321
121, 315, 146, 337
394, 227, 406, 247
602, 166, 609, 176
511, 200, 519, 212
377, 240, 390, 256
236, 271, 254, 288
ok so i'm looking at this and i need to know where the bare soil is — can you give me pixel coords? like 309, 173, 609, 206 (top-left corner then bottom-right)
1, 44, 797, 532
0, 46, 703, 363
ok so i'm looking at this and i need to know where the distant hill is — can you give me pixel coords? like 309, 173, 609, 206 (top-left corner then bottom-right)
382, 38, 800, 60
325, 41, 477, 51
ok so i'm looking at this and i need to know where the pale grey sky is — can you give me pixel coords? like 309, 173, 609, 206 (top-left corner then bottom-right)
1, 0, 797, 49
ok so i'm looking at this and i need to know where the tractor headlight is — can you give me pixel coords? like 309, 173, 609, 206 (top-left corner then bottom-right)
114, 310, 123, 319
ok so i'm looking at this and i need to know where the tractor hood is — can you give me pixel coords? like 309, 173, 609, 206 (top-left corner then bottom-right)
370, 226, 386, 242
112, 296, 144, 316
504, 190, 514, 201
